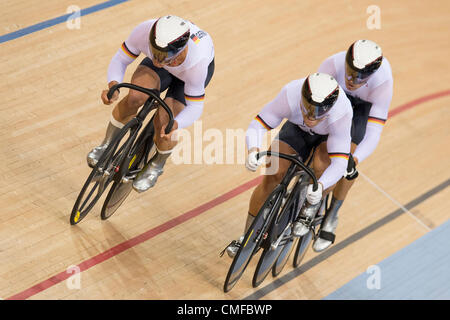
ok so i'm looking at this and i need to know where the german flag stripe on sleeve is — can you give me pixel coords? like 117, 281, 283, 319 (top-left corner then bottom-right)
121, 42, 139, 59
190, 34, 200, 44
328, 152, 350, 160
368, 116, 386, 125
185, 94, 205, 102
255, 115, 272, 130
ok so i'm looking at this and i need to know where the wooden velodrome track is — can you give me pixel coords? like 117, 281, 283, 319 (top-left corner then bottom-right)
1, 0, 449, 300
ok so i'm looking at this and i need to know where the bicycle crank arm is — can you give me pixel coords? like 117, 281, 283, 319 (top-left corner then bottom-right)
271, 223, 292, 250
120, 169, 142, 184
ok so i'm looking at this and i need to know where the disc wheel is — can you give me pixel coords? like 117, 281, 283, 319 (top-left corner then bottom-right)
101, 125, 154, 220
293, 230, 313, 268
252, 192, 295, 288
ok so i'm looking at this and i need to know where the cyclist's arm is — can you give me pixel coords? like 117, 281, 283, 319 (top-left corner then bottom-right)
246, 86, 291, 151
353, 80, 393, 163
319, 112, 352, 189
174, 60, 209, 129
107, 22, 149, 83
318, 56, 338, 79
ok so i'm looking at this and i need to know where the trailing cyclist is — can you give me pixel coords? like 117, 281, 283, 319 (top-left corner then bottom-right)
312, 39, 393, 251
226, 72, 353, 258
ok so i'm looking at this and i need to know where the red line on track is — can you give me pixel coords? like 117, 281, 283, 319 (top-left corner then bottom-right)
6, 89, 450, 300
388, 89, 450, 118
7, 176, 263, 300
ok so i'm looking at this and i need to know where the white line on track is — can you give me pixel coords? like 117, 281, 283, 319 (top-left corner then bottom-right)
359, 171, 432, 232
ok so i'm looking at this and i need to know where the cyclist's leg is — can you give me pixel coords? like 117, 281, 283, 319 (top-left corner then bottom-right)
225, 140, 294, 258
291, 134, 328, 237
133, 58, 215, 192
87, 59, 161, 167
131, 63, 183, 192
153, 94, 185, 151
112, 64, 161, 124
248, 141, 296, 219
249, 120, 317, 227
312, 142, 356, 251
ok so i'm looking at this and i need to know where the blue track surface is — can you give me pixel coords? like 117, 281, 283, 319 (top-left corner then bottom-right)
325, 219, 450, 300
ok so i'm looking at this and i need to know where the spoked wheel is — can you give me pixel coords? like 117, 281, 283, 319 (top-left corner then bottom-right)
70, 120, 138, 225
101, 124, 155, 220
223, 188, 284, 293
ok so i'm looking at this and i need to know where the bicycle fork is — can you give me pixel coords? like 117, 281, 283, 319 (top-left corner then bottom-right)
270, 222, 292, 250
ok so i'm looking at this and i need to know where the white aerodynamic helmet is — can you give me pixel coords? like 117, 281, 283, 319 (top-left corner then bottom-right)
301, 73, 339, 119
149, 15, 190, 63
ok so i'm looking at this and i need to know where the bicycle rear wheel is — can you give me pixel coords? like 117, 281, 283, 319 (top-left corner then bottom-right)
272, 174, 308, 276
101, 122, 155, 220
272, 237, 296, 277
252, 227, 290, 288
70, 120, 138, 225
223, 188, 284, 293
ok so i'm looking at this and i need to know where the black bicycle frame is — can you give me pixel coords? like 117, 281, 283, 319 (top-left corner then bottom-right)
106, 83, 175, 182
107, 83, 174, 134
256, 150, 318, 248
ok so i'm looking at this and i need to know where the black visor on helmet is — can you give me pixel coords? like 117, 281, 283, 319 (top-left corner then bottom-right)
345, 43, 383, 84
301, 80, 339, 119
149, 21, 190, 63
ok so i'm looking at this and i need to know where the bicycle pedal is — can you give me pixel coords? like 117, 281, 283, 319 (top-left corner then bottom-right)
219, 240, 240, 258
121, 174, 137, 184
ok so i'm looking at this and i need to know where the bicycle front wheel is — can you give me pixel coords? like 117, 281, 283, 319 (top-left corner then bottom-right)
223, 188, 284, 293
252, 185, 299, 287
70, 119, 138, 225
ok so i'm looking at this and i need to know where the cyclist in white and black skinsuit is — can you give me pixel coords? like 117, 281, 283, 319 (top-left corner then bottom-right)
312, 40, 393, 252
226, 73, 353, 258
87, 15, 215, 192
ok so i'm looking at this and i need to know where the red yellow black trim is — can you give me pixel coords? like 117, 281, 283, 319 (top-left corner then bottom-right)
255, 115, 272, 130
121, 42, 139, 59
185, 94, 205, 102
328, 152, 350, 160
368, 116, 386, 125
190, 34, 200, 44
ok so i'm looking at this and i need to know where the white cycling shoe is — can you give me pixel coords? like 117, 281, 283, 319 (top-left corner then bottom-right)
132, 162, 164, 193
312, 211, 338, 252
225, 235, 245, 258
86, 144, 109, 168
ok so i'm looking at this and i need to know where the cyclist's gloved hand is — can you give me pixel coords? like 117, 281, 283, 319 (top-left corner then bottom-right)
306, 183, 323, 205
344, 154, 359, 180
102, 81, 119, 105
246, 150, 264, 172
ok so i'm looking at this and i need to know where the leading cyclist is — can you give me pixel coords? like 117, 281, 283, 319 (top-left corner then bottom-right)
87, 15, 215, 192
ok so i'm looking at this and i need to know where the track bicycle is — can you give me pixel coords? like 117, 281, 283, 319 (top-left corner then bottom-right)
222, 150, 327, 292
70, 83, 174, 225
